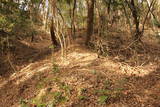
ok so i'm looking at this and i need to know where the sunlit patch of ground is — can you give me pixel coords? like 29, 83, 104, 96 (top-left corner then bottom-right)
0, 32, 160, 106
0, 60, 51, 89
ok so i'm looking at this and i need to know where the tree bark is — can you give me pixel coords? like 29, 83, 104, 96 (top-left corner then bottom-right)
85, 0, 95, 45
130, 0, 140, 40
50, 0, 59, 46
126, 0, 141, 40
50, 18, 59, 46
122, 1, 133, 34
71, 0, 77, 38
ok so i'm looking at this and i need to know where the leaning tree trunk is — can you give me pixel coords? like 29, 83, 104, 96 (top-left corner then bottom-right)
85, 0, 95, 45
146, 0, 157, 31
50, 0, 59, 46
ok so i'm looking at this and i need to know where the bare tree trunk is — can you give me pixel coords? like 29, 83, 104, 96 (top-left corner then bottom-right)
108, 0, 111, 14
45, 6, 49, 30
142, 0, 156, 32
122, 1, 133, 34
146, 0, 157, 30
69, 3, 72, 35
71, 0, 77, 39
50, 18, 59, 46
130, 0, 141, 40
68, 3, 73, 44
85, 0, 95, 45
126, 0, 141, 40
50, 0, 59, 46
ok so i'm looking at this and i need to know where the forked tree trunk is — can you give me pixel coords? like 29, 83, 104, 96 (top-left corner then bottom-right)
85, 0, 95, 45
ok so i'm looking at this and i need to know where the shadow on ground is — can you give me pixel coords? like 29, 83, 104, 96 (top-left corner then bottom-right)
0, 35, 52, 78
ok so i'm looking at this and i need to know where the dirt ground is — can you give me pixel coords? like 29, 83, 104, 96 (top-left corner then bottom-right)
0, 30, 160, 107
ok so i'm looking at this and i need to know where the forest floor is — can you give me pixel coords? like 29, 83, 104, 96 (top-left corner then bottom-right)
0, 29, 160, 107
